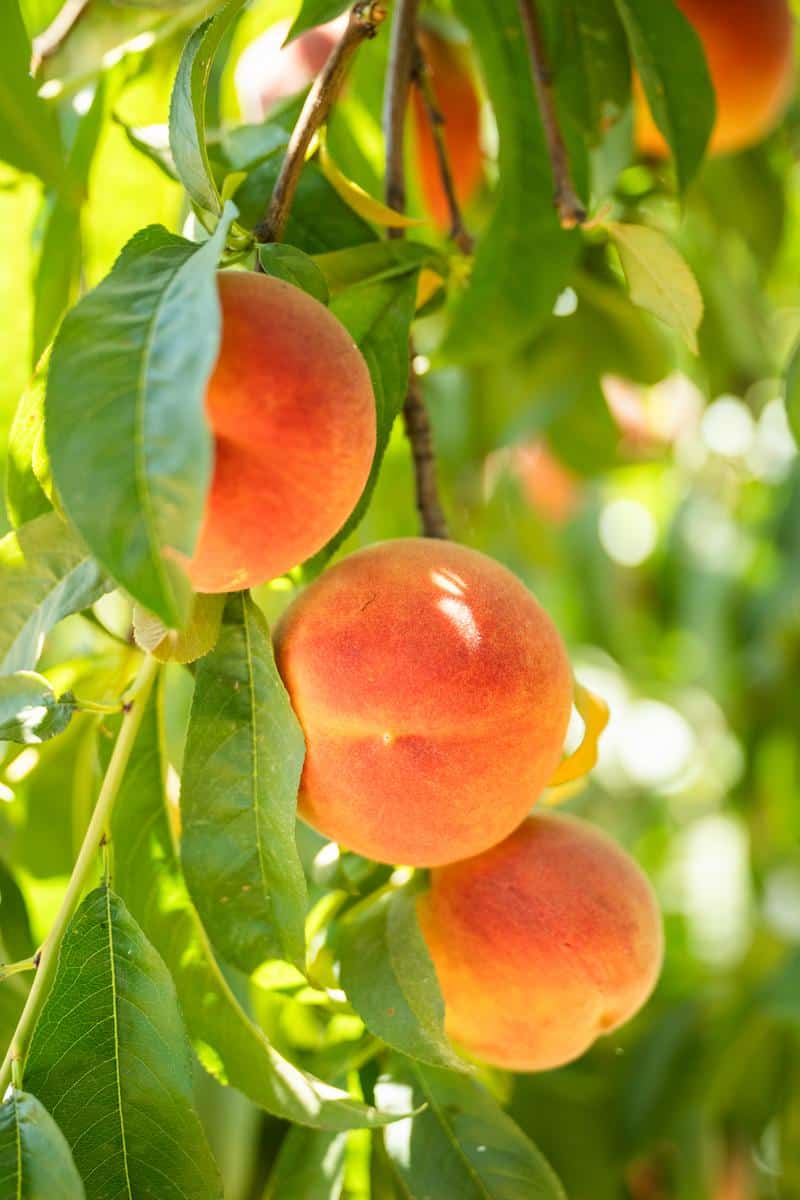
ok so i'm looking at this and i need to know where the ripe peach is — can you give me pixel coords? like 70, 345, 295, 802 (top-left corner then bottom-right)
418, 811, 664, 1071
186, 272, 375, 593
636, 0, 794, 157
412, 29, 483, 229
274, 538, 572, 866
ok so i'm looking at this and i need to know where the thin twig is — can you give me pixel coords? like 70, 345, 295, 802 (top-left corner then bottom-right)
382, 0, 449, 539
403, 367, 449, 538
253, 2, 386, 246
411, 44, 474, 254
31, 0, 92, 74
516, 0, 586, 229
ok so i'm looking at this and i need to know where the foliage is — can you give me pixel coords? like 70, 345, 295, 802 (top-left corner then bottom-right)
0, 0, 798, 1197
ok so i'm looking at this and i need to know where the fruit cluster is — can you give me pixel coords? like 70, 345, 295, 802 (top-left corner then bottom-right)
191, 267, 663, 1072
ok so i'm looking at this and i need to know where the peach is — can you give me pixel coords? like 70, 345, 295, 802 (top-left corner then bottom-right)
412, 29, 483, 229
274, 538, 572, 866
636, 0, 794, 157
186, 272, 375, 593
418, 811, 664, 1072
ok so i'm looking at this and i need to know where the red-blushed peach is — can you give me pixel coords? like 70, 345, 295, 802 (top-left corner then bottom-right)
412, 29, 483, 229
636, 0, 794, 157
417, 811, 664, 1071
185, 272, 375, 593
235, 16, 347, 123
274, 538, 572, 866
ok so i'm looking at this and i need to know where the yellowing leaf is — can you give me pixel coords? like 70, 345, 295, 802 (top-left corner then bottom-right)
604, 221, 703, 353
547, 681, 609, 789
318, 135, 424, 230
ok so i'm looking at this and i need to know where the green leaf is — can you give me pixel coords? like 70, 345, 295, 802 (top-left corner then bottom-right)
45, 209, 236, 628
32, 80, 107, 363
554, 0, 630, 143
338, 889, 464, 1070
5, 363, 52, 529
0, 859, 35, 963
604, 221, 703, 353
785, 340, 800, 447
314, 241, 445, 297
181, 593, 307, 971
112, 115, 177, 183
112, 690, 405, 1130
0, 0, 65, 187
376, 1060, 566, 1200
0, 1090, 85, 1200
614, 0, 715, 190
133, 593, 225, 665
0, 513, 111, 675
0, 671, 73, 744
306, 270, 418, 571
24, 887, 222, 1199
265, 1127, 346, 1199
444, 0, 580, 363
170, 0, 249, 215
258, 244, 330, 304
287, 0, 349, 44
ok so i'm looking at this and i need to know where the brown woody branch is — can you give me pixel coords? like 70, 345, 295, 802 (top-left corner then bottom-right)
516, 0, 586, 229
411, 43, 474, 254
254, 1, 386, 246
382, 0, 449, 539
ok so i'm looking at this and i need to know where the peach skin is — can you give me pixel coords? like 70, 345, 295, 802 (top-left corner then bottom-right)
418, 811, 664, 1071
636, 0, 794, 157
274, 538, 573, 866
185, 272, 376, 594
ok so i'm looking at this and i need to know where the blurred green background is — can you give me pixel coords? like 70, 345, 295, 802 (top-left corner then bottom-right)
2, 1, 800, 1197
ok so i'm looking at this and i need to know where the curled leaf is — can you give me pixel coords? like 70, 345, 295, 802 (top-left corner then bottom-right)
318, 134, 424, 229
547, 681, 610, 789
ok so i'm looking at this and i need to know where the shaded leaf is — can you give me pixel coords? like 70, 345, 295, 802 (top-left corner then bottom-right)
0, 1089, 84, 1200
0, 513, 111, 675
306, 270, 418, 570
0, 671, 73, 744
24, 887, 222, 1199
0, 0, 65, 186
555, 0, 630, 143
258, 244, 330, 304
0, 859, 35, 963
605, 221, 703, 353
45, 209, 236, 627
338, 888, 463, 1070
170, 0, 249, 215
785, 340, 800, 447
614, 0, 714, 190
265, 1126, 346, 1199
111, 690, 406, 1130
444, 0, 580, 362
376, 1060, 566, 1200
181, 593, 307, 971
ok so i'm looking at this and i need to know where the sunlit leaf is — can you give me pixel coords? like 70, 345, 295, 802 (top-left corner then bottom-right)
604, 221, 703, 353
0, 1090, 84, 1200
265, 1126, 346, 1199
181, 592, 307, 971
0, 670, 74, 744
0, 513, 111, 675
45, 208, 236, 627
170, 0, 249, 215
286, 0, 350, 44
5, 362, 52, 529
133, 593, 225, 665
0, 0, 65, 186
318, 136, 424, 229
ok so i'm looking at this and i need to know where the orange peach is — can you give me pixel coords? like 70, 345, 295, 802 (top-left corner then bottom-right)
636, 0, 794, 157
412, 29, 483, 229
418, 811, 664, 1071
274, 539, 572, 866
186, 272, 375, 593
